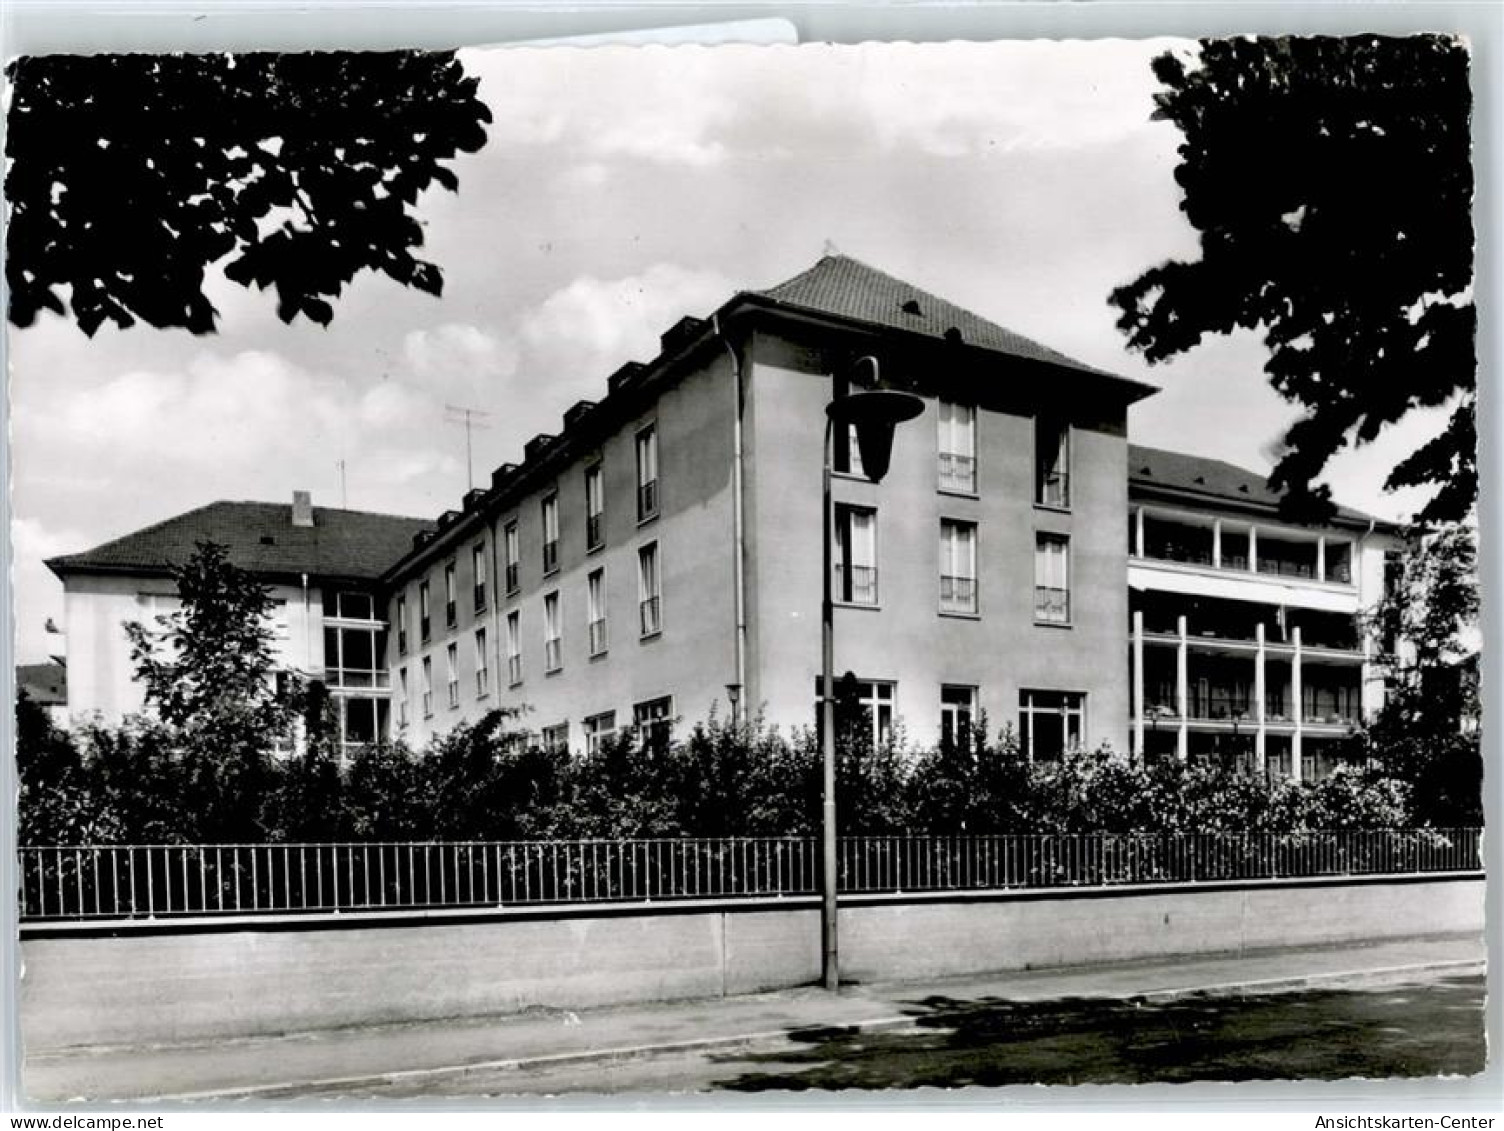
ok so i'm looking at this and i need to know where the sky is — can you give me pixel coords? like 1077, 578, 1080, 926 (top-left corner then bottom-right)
7, 39, 1458, 665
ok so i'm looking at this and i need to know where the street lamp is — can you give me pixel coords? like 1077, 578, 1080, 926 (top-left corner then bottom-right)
820, 358, 923, 992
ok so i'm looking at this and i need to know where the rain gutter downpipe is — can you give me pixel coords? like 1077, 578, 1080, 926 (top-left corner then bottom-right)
713, 312, 749, 724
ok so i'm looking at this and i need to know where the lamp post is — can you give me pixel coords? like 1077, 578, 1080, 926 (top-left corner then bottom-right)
820, 359, 923, 991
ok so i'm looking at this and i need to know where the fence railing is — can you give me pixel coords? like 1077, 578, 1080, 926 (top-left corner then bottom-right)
17, 829, 1481, 923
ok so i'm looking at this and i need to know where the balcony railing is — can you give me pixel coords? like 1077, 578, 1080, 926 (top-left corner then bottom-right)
586, 513, 603, 550
1036, 470, 1069, 509
473, 585, 486, 613
637, 480, 658, 521
937, 453, 976, 493
325, 668, 392, 691
20, 829, 1481, 923
639, 596, 661, 637
445, 600, 457, 628
1034, 586, 1069, 623
447, 681, 460, 709
837, 564, 878, 605
505, 563, 519, 594
544, 638, 562, 672
940, 574, 977, 614
507, 655, 522, 686
542, 541, 558, 575
588, 618, 608, 656
476, 668, 489, 697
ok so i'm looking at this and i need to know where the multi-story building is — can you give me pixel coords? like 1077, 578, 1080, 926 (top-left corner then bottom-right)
45, 256, 1402, 781
45, 494, 432, 752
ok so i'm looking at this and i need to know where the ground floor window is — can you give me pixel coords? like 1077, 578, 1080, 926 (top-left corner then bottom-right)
1018, 689, 1084, 761
814, 676, 896, 749
940, 684, 977, 747
633, 696, 673, 753
338, 695, 390, 750
541, 722, 569, 753
584, 710, 616, 755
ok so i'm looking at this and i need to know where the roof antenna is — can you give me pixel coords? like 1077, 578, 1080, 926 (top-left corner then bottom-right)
337, 459, 348, 509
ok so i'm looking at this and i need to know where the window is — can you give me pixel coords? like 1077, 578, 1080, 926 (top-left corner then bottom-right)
419, 581, 431, 641
504, 521, 520, 594
340, 697, 388, 749
444, 562, 457, 628
323, 625, 387, 688
396, 595, 408, 654
941, 684, 978, 747
834, 421, 865, 478
834, 505, 878, 605
584, 710, 616, 754
397, 667, 409, 727
474, 627, 489, 697
815, 677, 895, 749
1018, 690, 1085, 762
323, 591, 375, 620
472, 542, 487, 611
541, 495, 559, 574
542, 722, 569, 753
587, 568, 608, 656
505, 610, 522, 685
1034, 533, 1070, 624
634, 696, 673, 754
939, 519, 978, 614
636, 424, 659, 520
421, 657, 433, 717
445, 642, 459, 708
543, 591, 562, 672
1035, 418, 1070, 508
585, 463, 605, 551
637, 542, 662, 637
937, 401, 977, 493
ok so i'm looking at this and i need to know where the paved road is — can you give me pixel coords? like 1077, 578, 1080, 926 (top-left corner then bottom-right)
279, 968, 1485, 1097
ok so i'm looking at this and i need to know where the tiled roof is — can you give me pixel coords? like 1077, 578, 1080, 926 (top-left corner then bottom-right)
17, 662, 66, 706
47, 502, 434, 583
1129, 444, 1383, 527
748, 255, 1145, 388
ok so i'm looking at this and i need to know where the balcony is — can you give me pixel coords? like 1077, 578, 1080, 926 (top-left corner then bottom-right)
637, 480, 658, 521
542, 540, 558, 575
1036, 470, 1069, 509
544, 638, 562, 673
507, 655, 522, 686
473, 584, 486, 613
586, 512, 603, 551
445, 600, 457, 628
588, 618, 608, 656
505, 562, 519, 594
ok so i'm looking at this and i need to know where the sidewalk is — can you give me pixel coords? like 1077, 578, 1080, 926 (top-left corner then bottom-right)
23, 933, 1484, 1103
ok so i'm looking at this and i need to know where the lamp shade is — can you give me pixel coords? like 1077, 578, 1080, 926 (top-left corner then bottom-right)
827, 389, 925, 483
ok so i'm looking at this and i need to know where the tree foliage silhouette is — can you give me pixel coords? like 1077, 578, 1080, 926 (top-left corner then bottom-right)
6, 51, 491, 335
1111, 35, 1475, 523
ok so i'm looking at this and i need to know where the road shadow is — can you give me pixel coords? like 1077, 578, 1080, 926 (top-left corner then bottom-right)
712, 974, 1485, 1090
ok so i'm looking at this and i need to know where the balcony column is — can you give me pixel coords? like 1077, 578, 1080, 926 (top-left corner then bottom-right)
1248, 525, 1259, 574
1317, 536, 1327, 583
1135, 506, 1145, 558
1212, 519, 1222, 569
1291, 625, 1304, 783
1176, 614, 1189, 762
1255, 620, 1267, 772
1132, 609, 1145, 759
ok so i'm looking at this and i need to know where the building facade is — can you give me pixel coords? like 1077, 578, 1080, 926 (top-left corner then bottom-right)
46, 257, 1401, 781
46, 494, 432, 752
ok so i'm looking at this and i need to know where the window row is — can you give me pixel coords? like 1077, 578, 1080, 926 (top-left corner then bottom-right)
539, 696, 674, 756
816, 678, 1086, 760
837, 398, 1070, 509
394, 425, 661, 653
397, 626, 493, 723
833, 509, 1071, 624
506, 542, 662, 685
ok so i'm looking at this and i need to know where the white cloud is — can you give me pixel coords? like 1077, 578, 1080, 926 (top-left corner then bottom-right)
403, 322, 519, 385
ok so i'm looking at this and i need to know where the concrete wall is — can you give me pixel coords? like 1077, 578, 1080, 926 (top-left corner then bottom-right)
22, 877, 1480, 1051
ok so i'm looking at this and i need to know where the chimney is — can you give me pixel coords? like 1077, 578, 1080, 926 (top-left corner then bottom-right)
292, 490, 314, 528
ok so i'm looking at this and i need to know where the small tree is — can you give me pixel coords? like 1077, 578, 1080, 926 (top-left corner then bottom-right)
123, 540, 302, 839
1358, 524, 1480, 824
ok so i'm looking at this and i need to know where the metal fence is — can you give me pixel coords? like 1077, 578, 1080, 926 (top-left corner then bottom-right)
18, 828, 1482, 923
